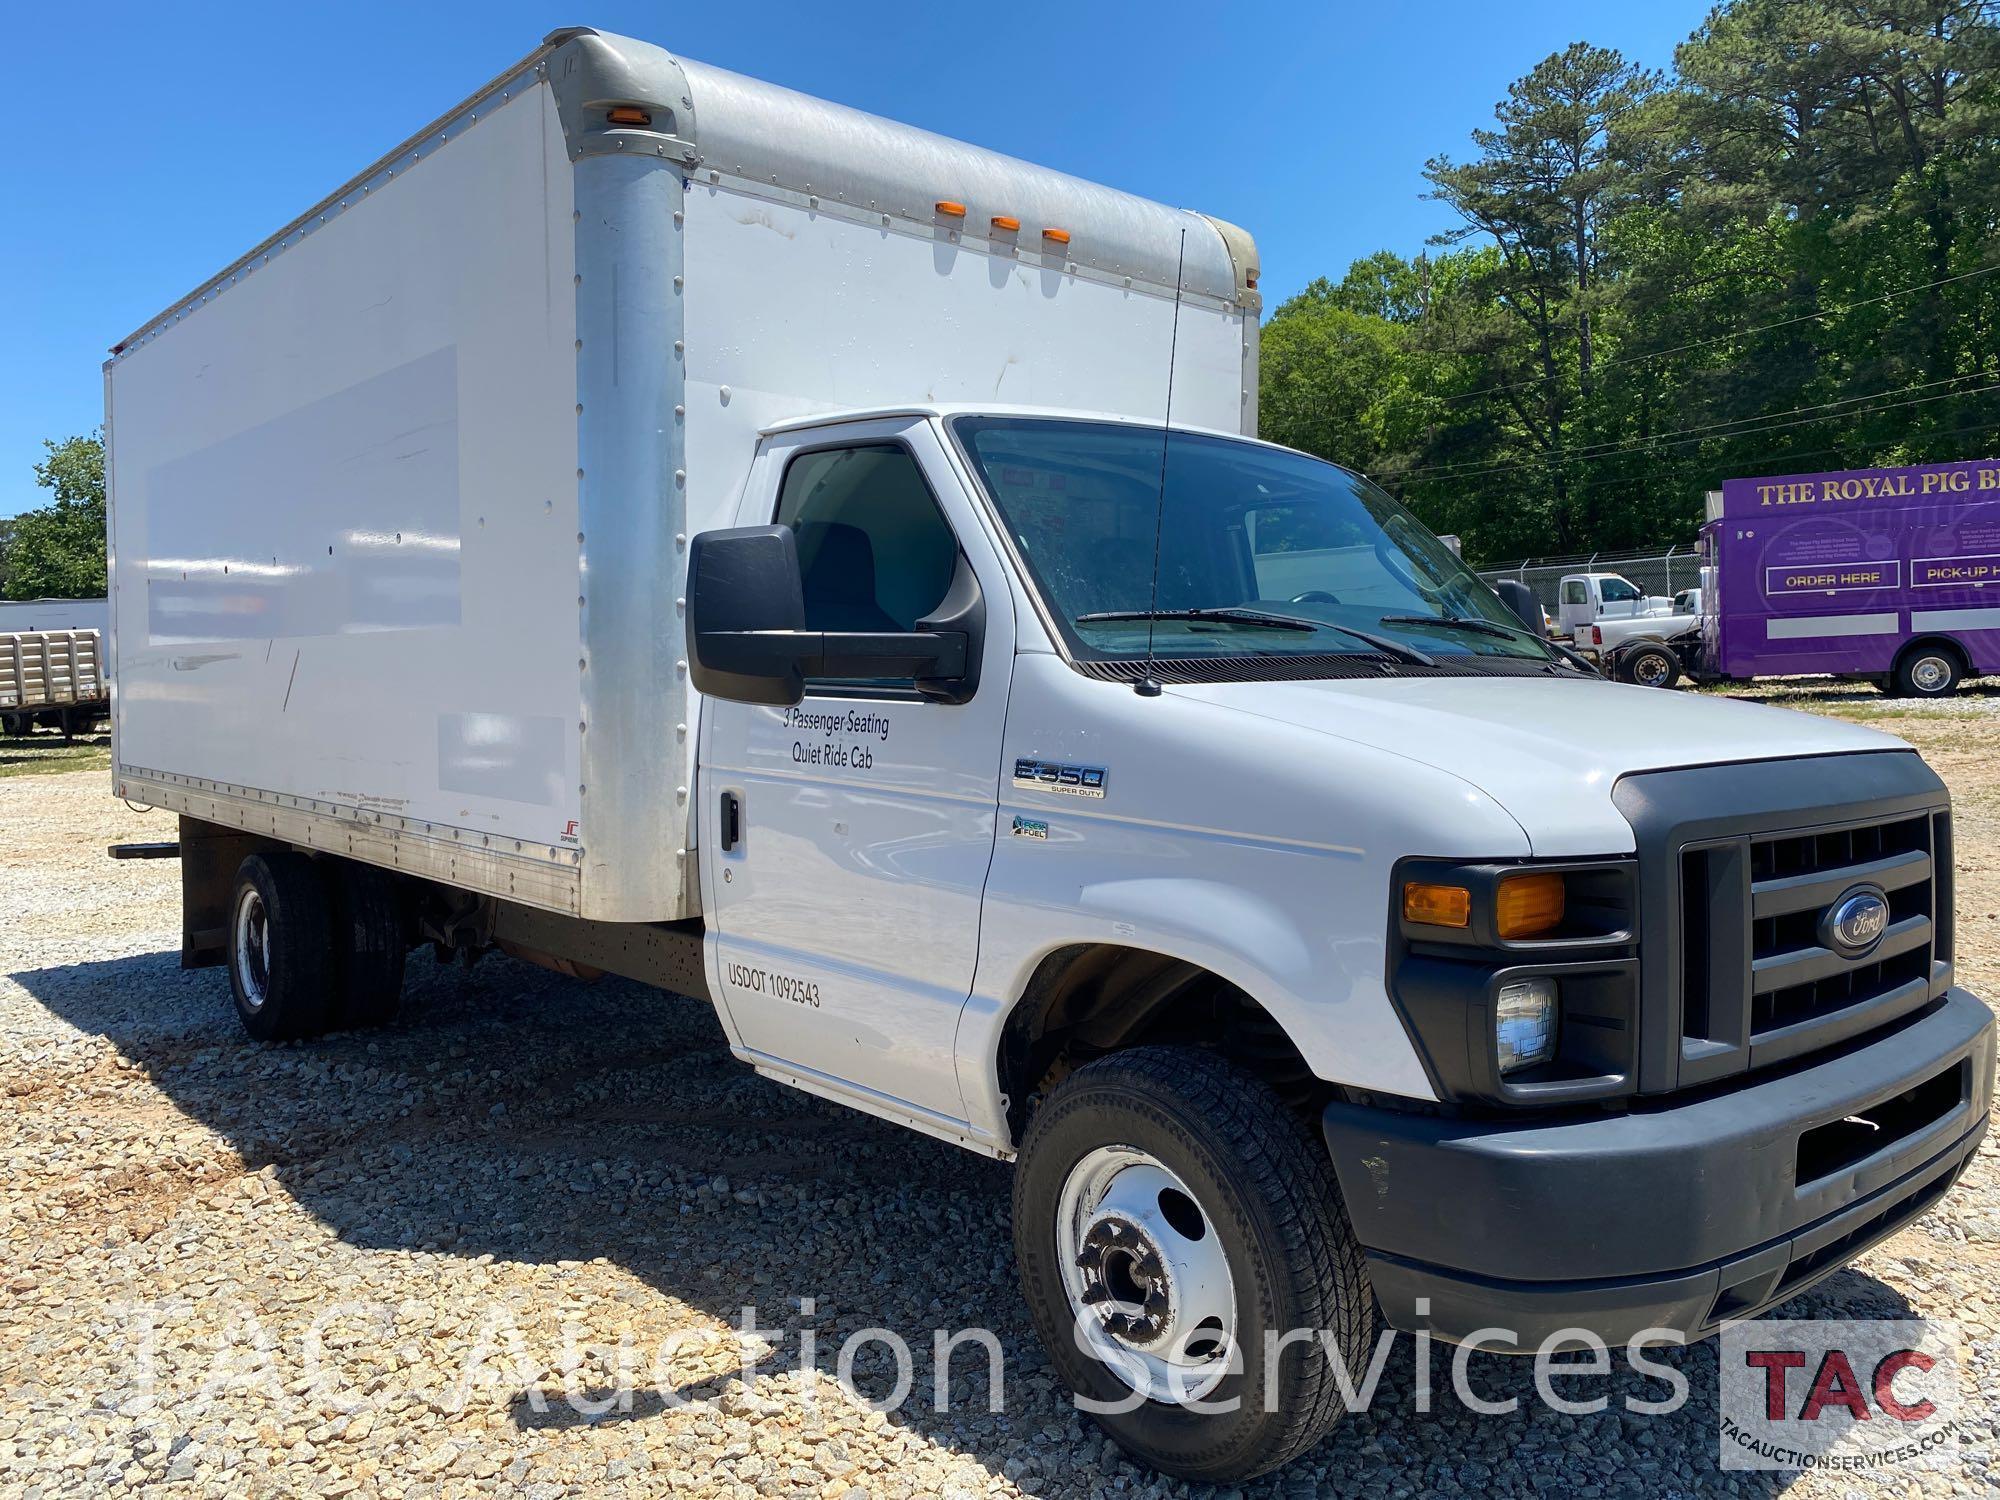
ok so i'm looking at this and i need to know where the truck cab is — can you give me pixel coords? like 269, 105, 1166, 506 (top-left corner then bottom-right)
686, 400, 1994, 1441
1555, 571, 1676, 636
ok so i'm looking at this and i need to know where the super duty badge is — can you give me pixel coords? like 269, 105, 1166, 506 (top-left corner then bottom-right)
1012, 758, 1107, 798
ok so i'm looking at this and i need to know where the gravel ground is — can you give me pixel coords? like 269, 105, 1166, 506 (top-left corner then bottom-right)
3, 687, 1999, 1498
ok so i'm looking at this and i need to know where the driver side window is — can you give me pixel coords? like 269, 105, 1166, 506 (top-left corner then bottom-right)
774, 444, 960, 688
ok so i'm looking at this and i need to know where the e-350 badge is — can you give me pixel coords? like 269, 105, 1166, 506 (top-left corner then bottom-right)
1012, 757, 1107, 798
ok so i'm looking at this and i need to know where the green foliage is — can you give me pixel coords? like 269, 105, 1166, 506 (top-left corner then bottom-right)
1261, 0, 2000, 566
6, 434, 108, 599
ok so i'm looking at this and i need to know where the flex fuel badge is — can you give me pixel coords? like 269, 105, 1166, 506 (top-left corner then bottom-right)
1012, 758, 1107, 798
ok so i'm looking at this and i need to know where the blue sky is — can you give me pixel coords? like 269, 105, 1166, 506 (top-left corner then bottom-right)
0, 1, 1705, 518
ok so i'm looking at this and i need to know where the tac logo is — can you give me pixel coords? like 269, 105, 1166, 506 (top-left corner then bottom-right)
1719, 1318, 1964, 1471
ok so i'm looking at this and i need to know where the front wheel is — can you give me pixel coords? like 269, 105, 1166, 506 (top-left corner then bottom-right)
1012, 1047, 1372, 1482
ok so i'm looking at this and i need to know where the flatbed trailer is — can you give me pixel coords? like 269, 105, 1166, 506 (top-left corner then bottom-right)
0, 629, 106, 737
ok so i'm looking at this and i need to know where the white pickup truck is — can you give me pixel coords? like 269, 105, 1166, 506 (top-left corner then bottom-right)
104, 28, 1993, 1481
1556, 572, 1698, 685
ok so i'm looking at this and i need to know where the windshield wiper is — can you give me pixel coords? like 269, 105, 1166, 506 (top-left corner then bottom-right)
1377, 614, 1598, 673
1077, 608, 1435, 666
1378, 613, 1517, 639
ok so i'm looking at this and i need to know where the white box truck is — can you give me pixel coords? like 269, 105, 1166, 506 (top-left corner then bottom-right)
0, 598, 109, 635
106, 27, 1993, 1480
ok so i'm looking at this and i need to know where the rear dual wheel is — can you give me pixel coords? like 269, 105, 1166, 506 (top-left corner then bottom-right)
1614, 641, 1681, 689
228, 854, 405, 1040
1013, 1047, 1372, 1482
1893, 646, 1962, 699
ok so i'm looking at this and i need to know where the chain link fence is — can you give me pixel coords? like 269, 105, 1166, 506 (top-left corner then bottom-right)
1476, 545, 1701, 613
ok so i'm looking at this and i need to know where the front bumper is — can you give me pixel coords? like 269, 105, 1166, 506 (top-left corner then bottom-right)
1323, 987, 1994, 1346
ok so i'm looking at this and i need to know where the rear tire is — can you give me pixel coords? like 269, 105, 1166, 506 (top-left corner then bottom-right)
1012, 1047, 1372, 1483
229, 854, 336, 1041
1893, 644, 1962, 698
1615, 642, 1680, 689
331, 862, 406, 1028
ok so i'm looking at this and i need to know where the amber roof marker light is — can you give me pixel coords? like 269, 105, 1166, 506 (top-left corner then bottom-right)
991, 215, 1021, 233
1042, 227, 1072, 245
935, 200, 968, 218
605, 106, 652, 127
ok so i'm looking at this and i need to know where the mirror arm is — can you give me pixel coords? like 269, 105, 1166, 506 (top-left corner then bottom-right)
700, 629, 968, 681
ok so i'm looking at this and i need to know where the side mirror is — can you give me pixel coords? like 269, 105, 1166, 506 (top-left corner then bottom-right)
685, 525, 974, 707
685, 526, 810, 705
1493, 579, 1545, 637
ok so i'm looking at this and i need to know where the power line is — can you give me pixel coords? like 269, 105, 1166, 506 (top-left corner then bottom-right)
1448, 410, 2000, 526
1389, 372, 2000, 486
1417, 262, 2000, 409
1402, 371, 1992, 481
1399, 370, 2000, 482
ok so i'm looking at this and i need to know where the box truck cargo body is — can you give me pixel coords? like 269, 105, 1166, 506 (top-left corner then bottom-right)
107, 29, 1255, 923
105, 28, 1993, 1482
0, 598, 108, 635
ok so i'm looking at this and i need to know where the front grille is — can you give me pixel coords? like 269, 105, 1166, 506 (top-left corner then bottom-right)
1678, 807, 1951, 1080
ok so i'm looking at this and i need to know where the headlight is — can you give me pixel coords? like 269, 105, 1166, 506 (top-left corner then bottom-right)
1496, 978, 1557, 1073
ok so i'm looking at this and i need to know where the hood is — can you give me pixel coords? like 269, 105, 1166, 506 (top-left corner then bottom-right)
1165, 674, 1907, 856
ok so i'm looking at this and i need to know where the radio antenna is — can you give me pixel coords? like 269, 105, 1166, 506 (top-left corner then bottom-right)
1137, 226, 1188, 698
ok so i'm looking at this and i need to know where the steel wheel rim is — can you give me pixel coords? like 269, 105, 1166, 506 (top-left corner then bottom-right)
1056, 1144, 1237, 1404
1634, 652, 1669, 686
1912, 656, 1950, 692
233, 887, 271, 1012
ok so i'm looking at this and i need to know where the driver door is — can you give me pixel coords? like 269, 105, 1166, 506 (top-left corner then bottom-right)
699, 417, 1015, 1127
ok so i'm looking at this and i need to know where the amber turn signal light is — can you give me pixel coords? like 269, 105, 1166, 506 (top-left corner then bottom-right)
1496, 872, 1566, 940
1403, 882, 1471, 929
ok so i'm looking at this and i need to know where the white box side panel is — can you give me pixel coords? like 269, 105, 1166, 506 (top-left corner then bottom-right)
107, 85, 584, 879
678, 184, 1249, 541
0, 600, 109, 634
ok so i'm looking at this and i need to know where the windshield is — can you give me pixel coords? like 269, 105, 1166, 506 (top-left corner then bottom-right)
950, 416, 1551, 665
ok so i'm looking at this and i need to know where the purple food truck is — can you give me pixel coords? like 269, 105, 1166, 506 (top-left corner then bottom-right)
1691, 455, 2000, 696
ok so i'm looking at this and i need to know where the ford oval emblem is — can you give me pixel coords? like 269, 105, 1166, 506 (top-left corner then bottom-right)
1821, 885, 1890, 958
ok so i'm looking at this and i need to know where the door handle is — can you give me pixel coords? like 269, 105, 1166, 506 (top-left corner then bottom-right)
720, 791, 742, 852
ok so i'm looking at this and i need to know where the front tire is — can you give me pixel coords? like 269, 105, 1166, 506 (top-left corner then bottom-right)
229, 854, 336, 1041
1012, 1047, 1372, 1482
